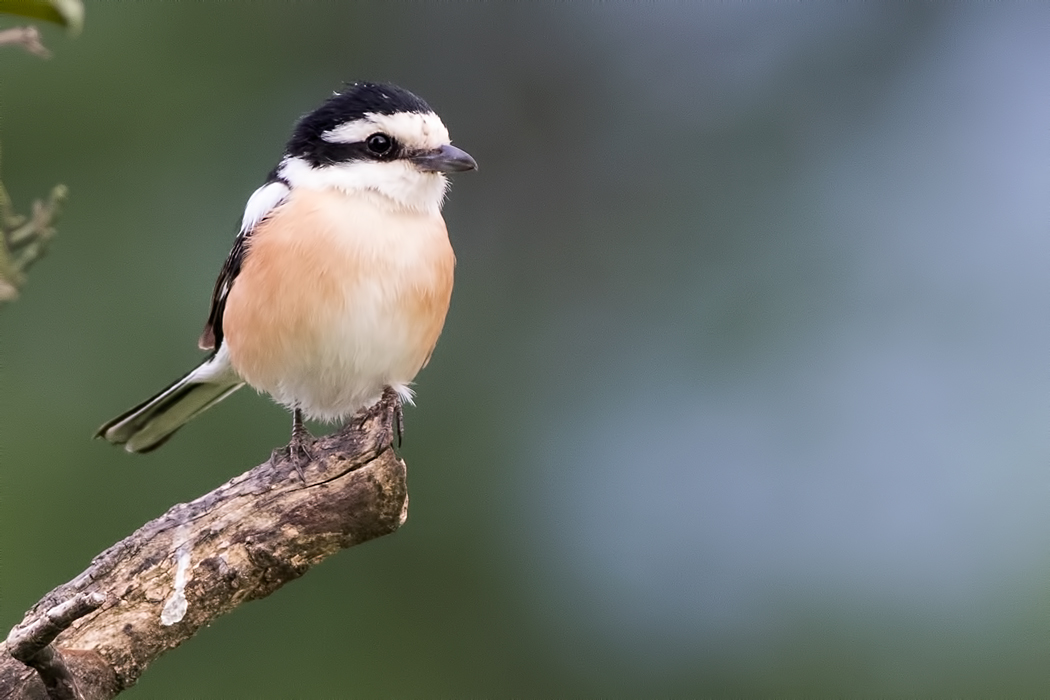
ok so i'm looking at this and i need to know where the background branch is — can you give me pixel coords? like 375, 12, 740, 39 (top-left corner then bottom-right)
0, 25, 50, 56
0, 178, 67, 303
0, 392, 409, 699
0, 0, 84, 304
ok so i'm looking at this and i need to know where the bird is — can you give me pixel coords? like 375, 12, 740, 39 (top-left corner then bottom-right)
97, 81, 476, 468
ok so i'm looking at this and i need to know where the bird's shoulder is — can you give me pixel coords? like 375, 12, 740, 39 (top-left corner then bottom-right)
198, 179, 290, 350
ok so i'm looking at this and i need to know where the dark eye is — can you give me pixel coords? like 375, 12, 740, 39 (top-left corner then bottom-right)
366, 133, 393, 156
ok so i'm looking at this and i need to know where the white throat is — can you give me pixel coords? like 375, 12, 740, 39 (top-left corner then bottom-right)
279, 156, 448, 215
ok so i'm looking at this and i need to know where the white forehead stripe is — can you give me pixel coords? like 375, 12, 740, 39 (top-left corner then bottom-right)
321, 111, 450, 151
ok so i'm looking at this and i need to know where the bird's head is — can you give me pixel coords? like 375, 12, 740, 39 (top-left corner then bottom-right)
277, 82, 476, 214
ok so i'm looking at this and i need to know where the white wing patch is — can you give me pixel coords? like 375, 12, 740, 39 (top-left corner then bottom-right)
240, 181, 290, 234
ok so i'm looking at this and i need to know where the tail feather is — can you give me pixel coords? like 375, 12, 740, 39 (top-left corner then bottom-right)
97, 349, 243, 453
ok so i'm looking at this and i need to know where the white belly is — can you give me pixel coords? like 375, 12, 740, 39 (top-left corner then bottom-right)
222, 188, 455, 421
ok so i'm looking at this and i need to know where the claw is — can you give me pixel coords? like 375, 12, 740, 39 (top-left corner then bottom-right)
379, 387, 404, 448
393, 393, 404, 448
287, 408, 315, 481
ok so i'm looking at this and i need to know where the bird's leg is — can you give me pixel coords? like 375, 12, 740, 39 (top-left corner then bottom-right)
392, 391, 404, 448
375, 387, 405, 448
288, 407, 315, 481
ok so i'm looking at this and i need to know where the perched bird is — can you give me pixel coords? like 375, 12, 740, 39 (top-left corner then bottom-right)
97, 82, 476, 465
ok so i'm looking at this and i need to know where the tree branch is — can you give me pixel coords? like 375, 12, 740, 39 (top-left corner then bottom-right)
0, 390, 409, 699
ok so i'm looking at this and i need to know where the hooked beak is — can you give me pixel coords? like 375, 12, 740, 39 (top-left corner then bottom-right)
410, 144, 478, 174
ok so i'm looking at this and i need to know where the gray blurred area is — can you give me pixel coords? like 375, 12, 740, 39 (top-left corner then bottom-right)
3, 3, 1050, 696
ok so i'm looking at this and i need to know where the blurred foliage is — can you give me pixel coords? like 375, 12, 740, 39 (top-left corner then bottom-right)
0, 170, 65, 304
0, 0, 79, 303
0, 0, 83, 34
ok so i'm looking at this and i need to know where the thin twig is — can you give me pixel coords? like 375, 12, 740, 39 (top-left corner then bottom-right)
0, 183, 66, 303
0, 26, 51, 58
7, 593, 106, 662
6, 593, 106, 700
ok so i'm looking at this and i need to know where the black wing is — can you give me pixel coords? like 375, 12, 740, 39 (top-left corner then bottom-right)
199, 232, 249, 350
199, 178, 289, 350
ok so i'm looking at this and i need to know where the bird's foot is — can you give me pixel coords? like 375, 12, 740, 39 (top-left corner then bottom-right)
354, 388, 404, 447
287, 428, 315, 482
283, 408, 315, 482
374, 387, 404, 448
392, 392, 404, 448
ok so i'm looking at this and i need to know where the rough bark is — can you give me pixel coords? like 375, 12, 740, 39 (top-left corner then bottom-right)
1, 391, 408, 699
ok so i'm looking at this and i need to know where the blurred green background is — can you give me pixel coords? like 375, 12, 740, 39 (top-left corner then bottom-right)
4, 2, 1050, 696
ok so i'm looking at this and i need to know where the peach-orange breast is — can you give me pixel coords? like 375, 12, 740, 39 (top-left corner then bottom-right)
221, 187, 455, 406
